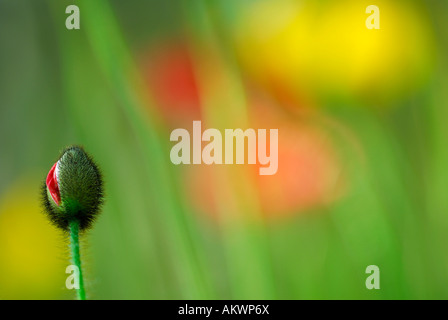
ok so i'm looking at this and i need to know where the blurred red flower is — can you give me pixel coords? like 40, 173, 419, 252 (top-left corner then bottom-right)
141, 41, 202, 128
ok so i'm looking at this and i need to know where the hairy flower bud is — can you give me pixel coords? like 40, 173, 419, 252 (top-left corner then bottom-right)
41, 146, 104, 231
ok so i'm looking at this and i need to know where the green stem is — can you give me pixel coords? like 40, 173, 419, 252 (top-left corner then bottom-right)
69, 220, 86, 300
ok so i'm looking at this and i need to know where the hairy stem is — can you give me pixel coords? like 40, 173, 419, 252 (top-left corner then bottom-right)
69, 220, 86, 300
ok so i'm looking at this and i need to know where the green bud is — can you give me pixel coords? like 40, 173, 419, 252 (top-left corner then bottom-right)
41, 145, 104, 232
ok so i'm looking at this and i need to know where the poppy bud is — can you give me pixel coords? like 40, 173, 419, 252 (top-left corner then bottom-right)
41, 146, 104, 232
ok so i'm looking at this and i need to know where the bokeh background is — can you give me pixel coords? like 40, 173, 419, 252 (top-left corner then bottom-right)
0, 0, 447, 299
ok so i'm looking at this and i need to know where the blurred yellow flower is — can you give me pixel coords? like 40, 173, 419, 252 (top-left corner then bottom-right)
234, 0, 435, 104
0, 178, 67, 299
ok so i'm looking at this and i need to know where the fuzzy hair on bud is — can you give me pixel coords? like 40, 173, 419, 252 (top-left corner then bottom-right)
41, 145, 104, 232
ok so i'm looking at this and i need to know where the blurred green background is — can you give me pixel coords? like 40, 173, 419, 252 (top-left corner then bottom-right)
1, 0, 448, 299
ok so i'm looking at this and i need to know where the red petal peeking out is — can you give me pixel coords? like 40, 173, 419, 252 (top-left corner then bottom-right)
46, 162, 61, 206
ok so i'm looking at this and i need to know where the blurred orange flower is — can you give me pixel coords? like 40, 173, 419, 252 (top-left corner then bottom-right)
185, 98, 346, 220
